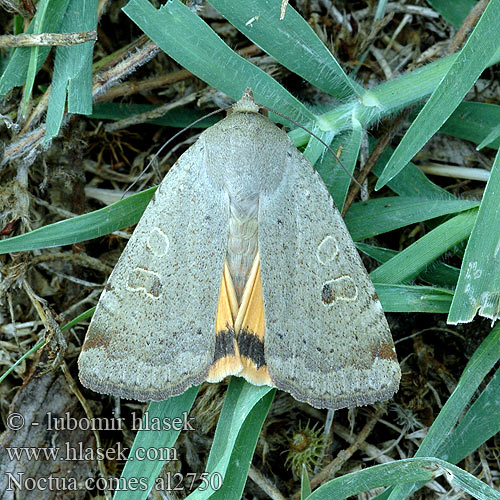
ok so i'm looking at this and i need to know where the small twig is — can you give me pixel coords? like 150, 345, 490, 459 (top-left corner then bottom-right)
418, 164, 490, 182
32, 196, 79, 219
478, 444, 494, 487
353, 3, 440, 20
60, 361, 112, 500
318, 0, 344, 25
370, 46, 393, 79
449, 0, 490, 53
293, 408, 384, 498
31, 252, 113, 273
0, 31, 96, 47
59, 288, 101, 323
104, 93, 197, 133
92, 39, 161, 101
95, 43, 261, 102
383, 13, 412, 56
94, 69, 193, 102
37, 263, 104, 288
2, 126, 45, 168
342, 108, 411, 216
314, 409, 335, 474
22, 278, 67, 372
249, 465, 287, 500
84, 186, 138, 205
20, 88, 51, 134
0, 320, 42, 337
317, 407, 383, 481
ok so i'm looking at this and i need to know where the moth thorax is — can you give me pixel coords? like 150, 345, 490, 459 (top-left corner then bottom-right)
226, 193, 259, 302
203, 113, 289, 194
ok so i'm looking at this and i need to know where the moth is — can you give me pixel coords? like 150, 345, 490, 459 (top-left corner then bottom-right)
78, 89, 401, 410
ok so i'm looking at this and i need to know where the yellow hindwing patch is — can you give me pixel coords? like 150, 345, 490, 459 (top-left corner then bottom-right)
207, 262, 242, 382
235, 253, 272, 386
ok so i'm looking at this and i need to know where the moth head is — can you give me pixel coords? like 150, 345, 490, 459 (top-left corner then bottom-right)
231, 88, 260, 114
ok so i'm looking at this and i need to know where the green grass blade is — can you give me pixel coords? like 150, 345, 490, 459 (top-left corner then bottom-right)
208, 389, 275, 500
354, 54, 454, 125
113, 388, 199, 500
207, 0, 362, 99
319, 119, 362, 211
439, 102, 500, 149
204, 379, 272, 472
186, 378, 274, 499
308, 457, 500, 500
374, 284, 453, 313
45, 0, 97, 142
0, 0, 69, 96
315, 132, 347, 211
122, 0, 314, 125
23, 0, 49, 117
357, 242, 399, 262
439, 364, 500, 465
418, 263, 460, 288
61, 306, 96, 331
369, 209, 477, 284
302, 129, 335, 167
358, 242, 460, 288
426, 0, 477, 28
370, 140, 454, 199
286, 48, 500, 152
345, 197, 478, 241
301, 465, 312, 499
448, 149, 500, 323
375, 0, 500, 189
476, 121, 500, 150
387, 323, 500, 500
375, 0, 388, 19
0, 188, 155, 255
0, 339, 44, 385
363, 243, 454, 284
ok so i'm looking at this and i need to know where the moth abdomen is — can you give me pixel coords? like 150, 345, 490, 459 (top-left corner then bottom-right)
226, 193, 259, 302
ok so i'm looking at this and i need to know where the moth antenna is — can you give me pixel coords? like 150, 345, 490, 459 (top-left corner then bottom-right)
261, 106, 362, 189
122, 107, 228, 199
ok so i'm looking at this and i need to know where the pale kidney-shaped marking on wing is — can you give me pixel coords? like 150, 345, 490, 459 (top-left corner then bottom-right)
316, 235, 340, 265
321, 276, 358, 304
146, 227, 170, 257
127, 267, 163, 299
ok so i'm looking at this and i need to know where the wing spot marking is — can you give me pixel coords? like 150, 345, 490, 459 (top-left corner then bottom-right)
321, 276, 358, 304
316, 235, 339, 265
146, 227, 170, 257
127, 267, 163, 299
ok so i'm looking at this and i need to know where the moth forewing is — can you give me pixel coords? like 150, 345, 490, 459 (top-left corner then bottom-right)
78, 142, 228, 401
258, 147, 400, 409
